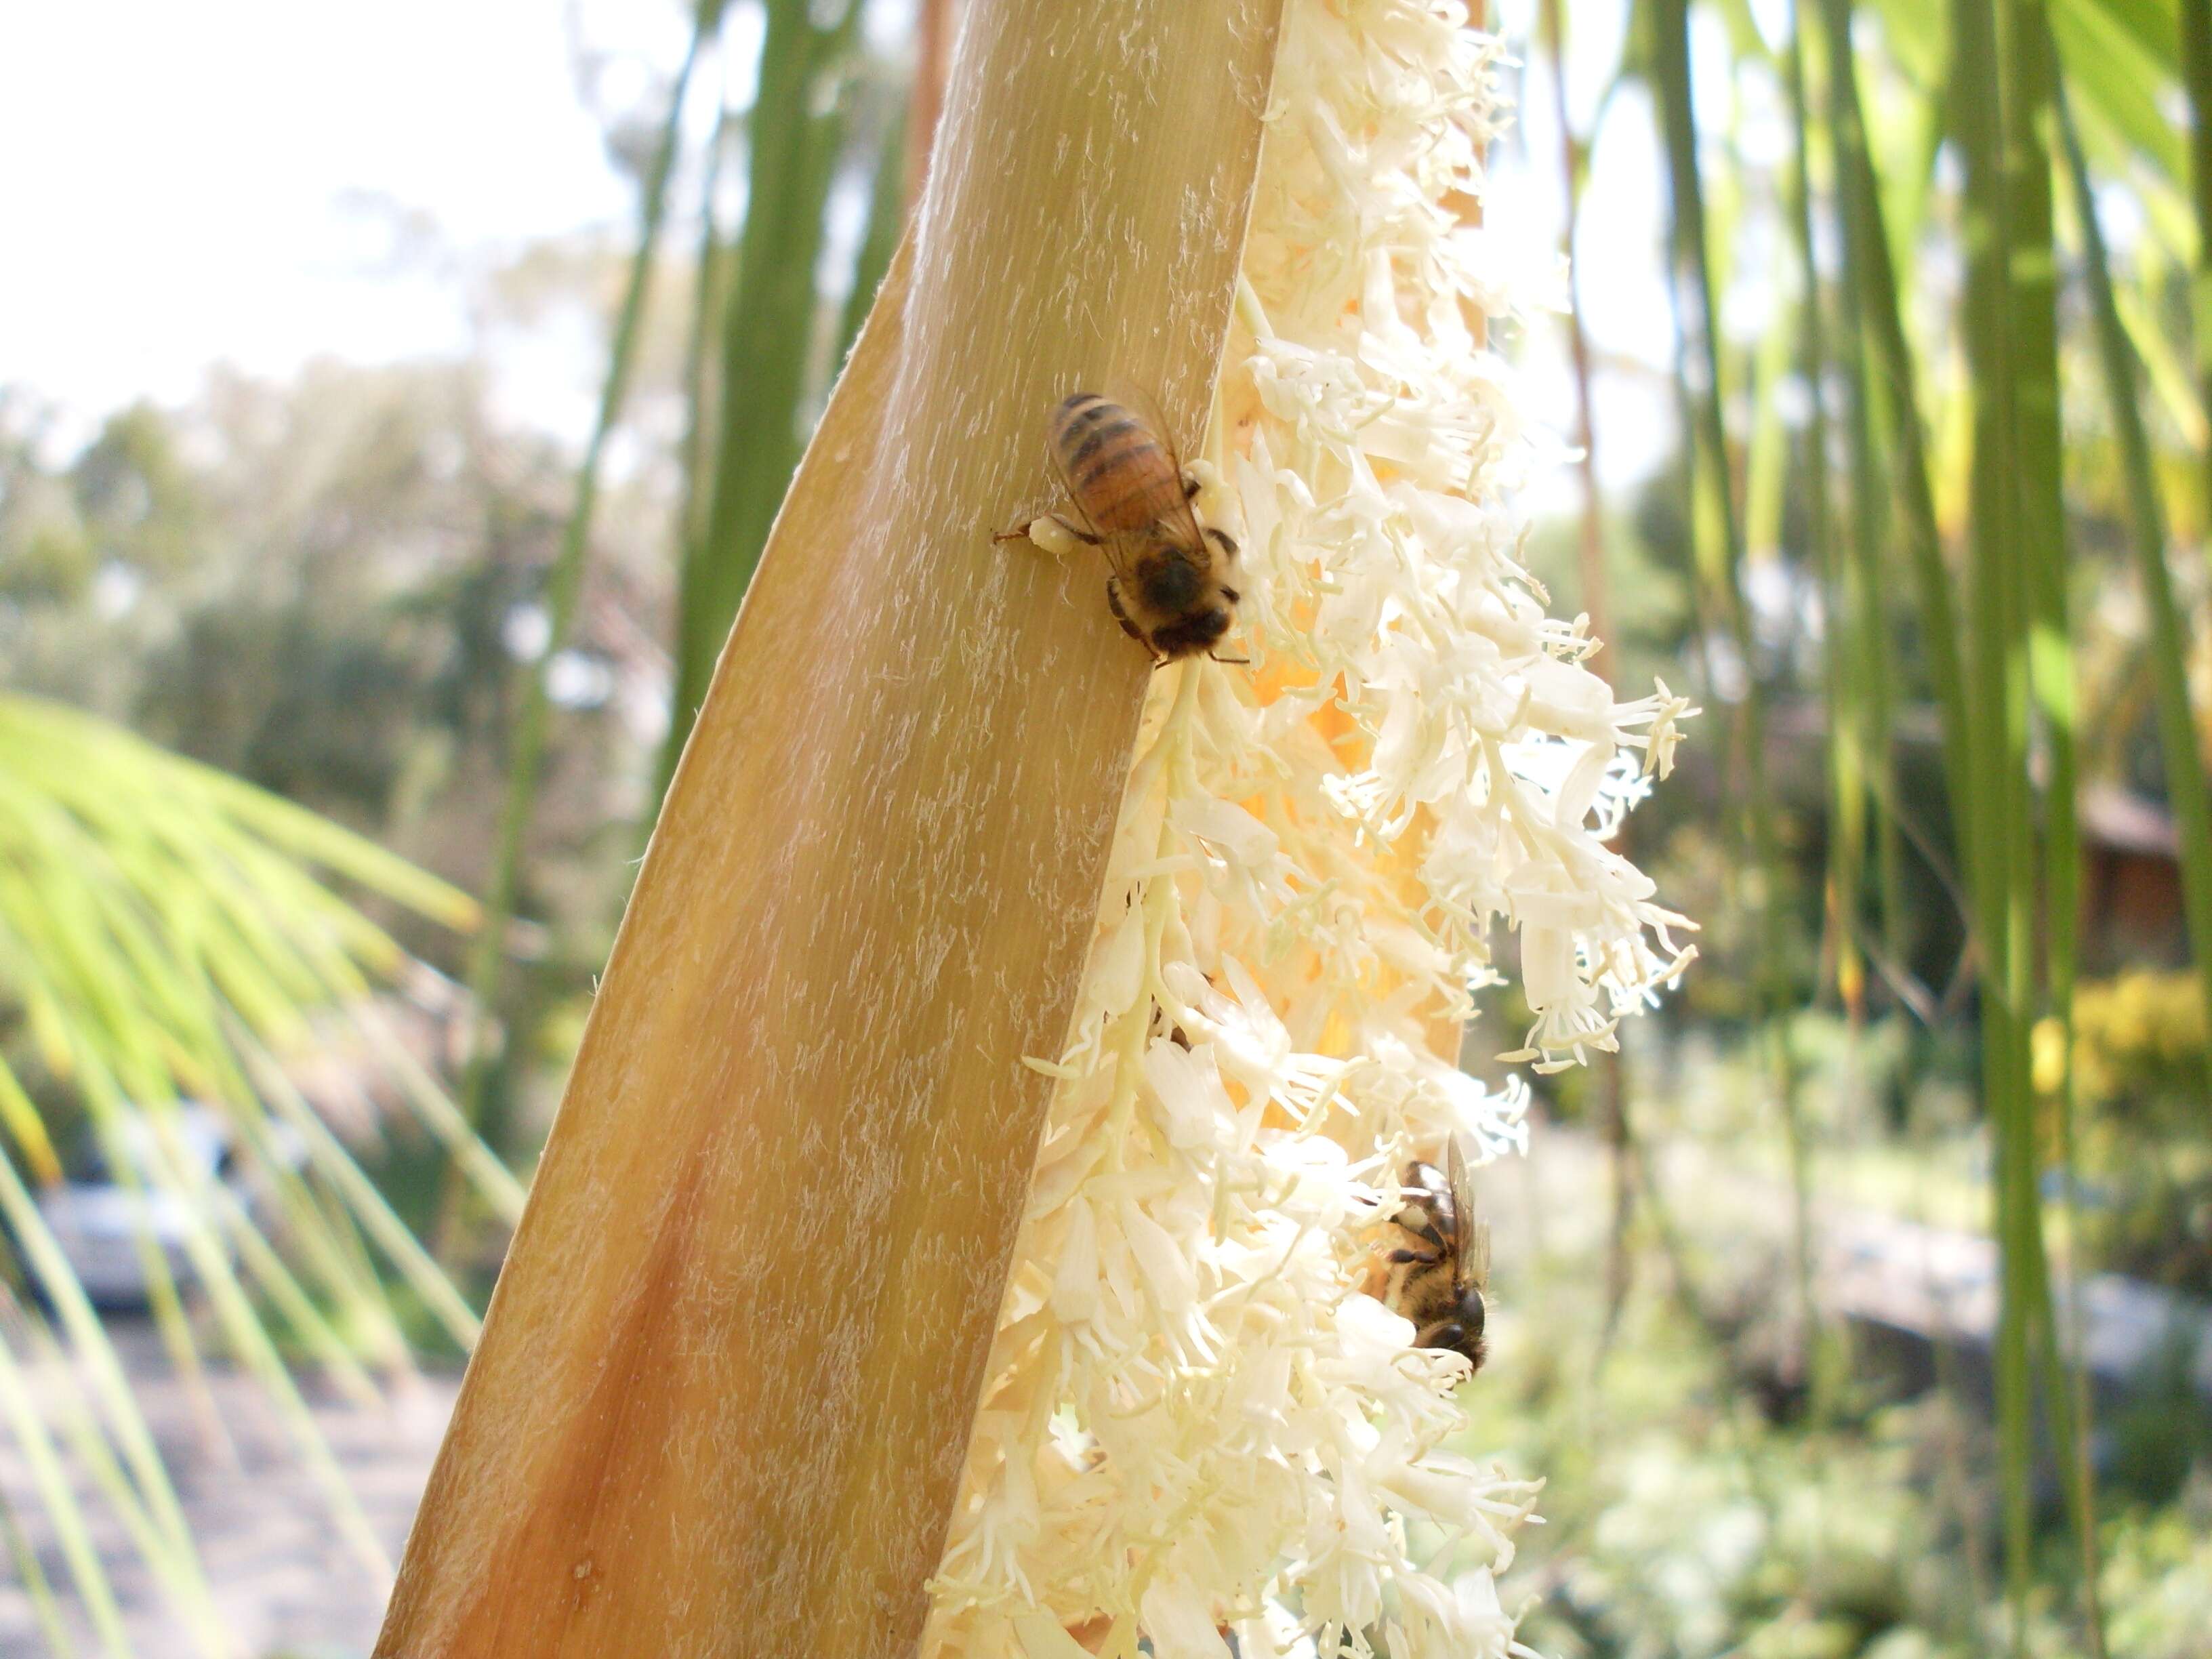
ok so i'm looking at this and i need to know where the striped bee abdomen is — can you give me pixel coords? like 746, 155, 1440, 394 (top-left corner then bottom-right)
1049, 391, 1186, 534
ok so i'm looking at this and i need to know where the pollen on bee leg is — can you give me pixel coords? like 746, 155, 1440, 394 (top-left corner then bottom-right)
1181, 459, 1244, 546
1023, 514, 1092, 558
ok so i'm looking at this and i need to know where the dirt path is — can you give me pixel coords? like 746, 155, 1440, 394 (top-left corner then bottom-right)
0, 1319, 457, 1658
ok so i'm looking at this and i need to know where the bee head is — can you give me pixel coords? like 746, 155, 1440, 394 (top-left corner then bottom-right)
1458, 1284, 1488, 1340
1416, 1292, 1490, 1374
1416, 1284, 1486, 1343
1151, 605, 1234, 659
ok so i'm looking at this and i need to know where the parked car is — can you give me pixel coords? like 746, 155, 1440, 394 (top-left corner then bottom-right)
31, 1104, 295, 1311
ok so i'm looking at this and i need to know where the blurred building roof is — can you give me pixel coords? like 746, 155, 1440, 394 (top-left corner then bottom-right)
2079, 783, 2180, 859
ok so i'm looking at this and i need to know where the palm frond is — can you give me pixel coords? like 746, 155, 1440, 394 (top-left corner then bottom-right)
0, 696, 489, 1649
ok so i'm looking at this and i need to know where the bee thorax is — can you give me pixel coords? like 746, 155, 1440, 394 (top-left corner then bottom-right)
1139, 554, 1204, 613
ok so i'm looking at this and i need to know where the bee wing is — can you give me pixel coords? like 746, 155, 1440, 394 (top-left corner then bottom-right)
1102, 375, 1212, 570
1446, 1133, 1483, 1294
1042, 430, 1105, 542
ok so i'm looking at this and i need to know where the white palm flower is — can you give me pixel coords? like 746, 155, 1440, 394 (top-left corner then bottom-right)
923, 3, 1694, 1654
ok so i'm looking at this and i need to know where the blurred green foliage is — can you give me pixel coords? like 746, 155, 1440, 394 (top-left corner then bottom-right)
0, 361, 669, 1167
1462, 1025, 2212, 1659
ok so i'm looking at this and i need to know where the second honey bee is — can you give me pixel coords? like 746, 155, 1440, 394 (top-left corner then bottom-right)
1383, 1136, 1492, 1376
996, 390, 1244, 665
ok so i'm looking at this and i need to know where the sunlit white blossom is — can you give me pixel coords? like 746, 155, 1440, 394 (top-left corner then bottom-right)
924, 3, 1691, 1654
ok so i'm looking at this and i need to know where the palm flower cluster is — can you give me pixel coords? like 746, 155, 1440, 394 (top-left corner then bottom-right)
924, 3, 1695, 1654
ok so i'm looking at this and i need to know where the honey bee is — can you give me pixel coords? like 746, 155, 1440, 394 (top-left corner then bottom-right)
1384, 1136, 1491, 1376
995, 390, 1245, 665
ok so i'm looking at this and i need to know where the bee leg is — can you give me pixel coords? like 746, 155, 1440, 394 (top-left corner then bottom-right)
1389, 1246, 1442, 1266
1104, 577, 1155, 659
1104, 577, 1138, 636
998, 514, 1100, 555
1204, 526, 1240, 559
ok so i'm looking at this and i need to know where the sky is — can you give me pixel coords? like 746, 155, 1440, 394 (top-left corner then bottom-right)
1489, 0, 1683, 504
1, 0, 1695, 491
0, 0, 678, 434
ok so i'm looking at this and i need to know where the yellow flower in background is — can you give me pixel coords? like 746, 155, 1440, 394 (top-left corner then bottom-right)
2032, 1015, 2070, 1098
2069, 970, 2210, 1105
